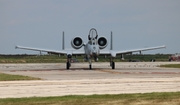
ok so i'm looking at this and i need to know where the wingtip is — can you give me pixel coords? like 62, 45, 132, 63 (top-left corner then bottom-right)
15, 45, 18, 49
164, 45, 166, 48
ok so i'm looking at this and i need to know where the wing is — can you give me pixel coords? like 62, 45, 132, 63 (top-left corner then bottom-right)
15, 45, 85, 55
100, 45, 166, 57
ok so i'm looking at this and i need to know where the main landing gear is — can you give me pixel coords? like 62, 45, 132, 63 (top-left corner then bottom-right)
89, 64, 92, 70
66, 54, 72, 70
66, 55, 115, 70
110, 57, 115, 69
66, 61, 70, 69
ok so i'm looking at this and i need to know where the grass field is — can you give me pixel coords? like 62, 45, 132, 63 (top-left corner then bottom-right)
0, 92, 179, 105
0, 55, 67, 63
0, 73, 41, 81
0, 54, 170, 63
160, 64, 180, 68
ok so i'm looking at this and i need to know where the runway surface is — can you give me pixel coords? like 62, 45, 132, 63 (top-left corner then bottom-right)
0, 62, 180, 98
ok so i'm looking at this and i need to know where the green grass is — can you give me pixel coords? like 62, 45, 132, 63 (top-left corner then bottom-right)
160, 64, 180, 68
0, 54, 170, 63
0, 73, 41, 81
0, 92, 180, 105
0, 55, 67, 63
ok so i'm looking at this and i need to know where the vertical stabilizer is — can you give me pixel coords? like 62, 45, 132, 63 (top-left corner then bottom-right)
62, 31, 65, 50
110, 31, 113, 50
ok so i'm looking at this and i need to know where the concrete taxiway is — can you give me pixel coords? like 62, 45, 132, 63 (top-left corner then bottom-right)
0, 62, 180, 98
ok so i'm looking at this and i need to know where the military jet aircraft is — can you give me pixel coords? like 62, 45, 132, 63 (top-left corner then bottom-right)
16, 28, 166, 69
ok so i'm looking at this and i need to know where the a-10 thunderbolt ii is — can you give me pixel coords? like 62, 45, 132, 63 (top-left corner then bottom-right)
16, 28, 166, 70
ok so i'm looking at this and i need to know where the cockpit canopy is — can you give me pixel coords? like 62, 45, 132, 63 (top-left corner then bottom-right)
88, 28, 98, 41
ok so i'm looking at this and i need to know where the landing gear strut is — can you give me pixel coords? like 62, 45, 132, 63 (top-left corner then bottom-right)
89, 64, 92, 70
88, 56, 92, 70
110, 57, 115, 69
66, 61, 70, 69
66, 54, 72, 70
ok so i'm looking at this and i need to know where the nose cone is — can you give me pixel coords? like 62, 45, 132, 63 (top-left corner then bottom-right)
90, 47, 97, 56
89, 45, 99, 56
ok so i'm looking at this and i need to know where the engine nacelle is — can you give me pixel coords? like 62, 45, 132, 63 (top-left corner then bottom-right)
71, 37, 84, 49
98, 37, 108, 49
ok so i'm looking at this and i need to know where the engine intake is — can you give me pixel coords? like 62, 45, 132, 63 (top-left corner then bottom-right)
71, 37, 83, 49
98, 37, 108, 49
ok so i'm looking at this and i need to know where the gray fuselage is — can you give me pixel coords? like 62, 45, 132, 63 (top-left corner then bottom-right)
84, 38, 100, 58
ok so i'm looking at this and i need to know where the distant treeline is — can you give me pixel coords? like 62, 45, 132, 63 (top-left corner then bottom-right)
0, 54, 171, 63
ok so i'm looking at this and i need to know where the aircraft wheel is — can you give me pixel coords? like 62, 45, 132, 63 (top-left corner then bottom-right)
112, 62, 115, 69
89, 65, 92, 70
66, 62, 70, 70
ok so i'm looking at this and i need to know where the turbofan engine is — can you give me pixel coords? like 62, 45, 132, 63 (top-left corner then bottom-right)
98, 37, 108, 49
71, 37, 84, 49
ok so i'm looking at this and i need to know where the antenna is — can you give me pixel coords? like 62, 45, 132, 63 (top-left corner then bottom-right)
62, 31, 65, 50
110, 31, 113, 50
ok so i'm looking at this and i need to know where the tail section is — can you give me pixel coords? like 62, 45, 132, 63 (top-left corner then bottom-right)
110, 31, 113, 50
62, 31, 65, 50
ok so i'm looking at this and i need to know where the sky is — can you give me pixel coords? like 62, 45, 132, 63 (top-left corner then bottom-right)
0, 0, 180, 54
